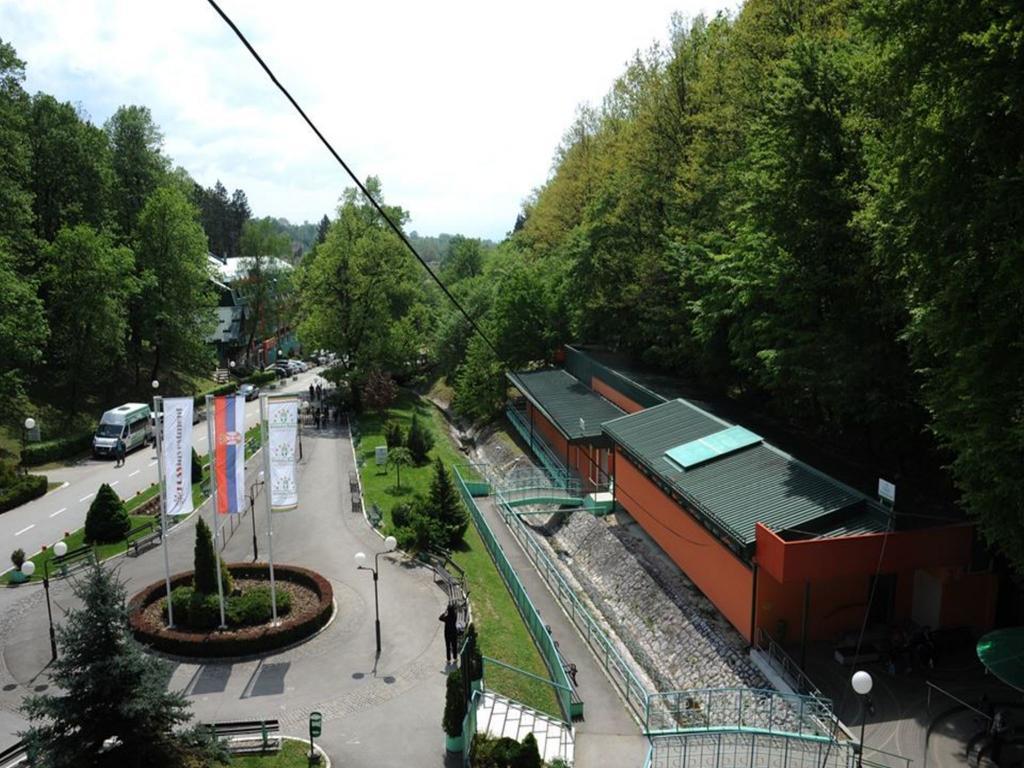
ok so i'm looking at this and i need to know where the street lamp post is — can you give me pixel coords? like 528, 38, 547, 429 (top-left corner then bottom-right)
21, 417, 36, 475
248, 470, 265, 561
21, 540, 67, 662
354, 536, 397, 656
851, 670, 873, 768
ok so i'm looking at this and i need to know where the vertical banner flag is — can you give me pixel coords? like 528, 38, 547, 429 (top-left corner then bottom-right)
161, 398, 194, 517
267, 396, 299, 511
213, 394, 246, 514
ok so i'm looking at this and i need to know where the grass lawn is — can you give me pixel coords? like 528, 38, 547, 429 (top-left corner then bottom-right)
356, 391, 560, 717
228, 740, 315, 767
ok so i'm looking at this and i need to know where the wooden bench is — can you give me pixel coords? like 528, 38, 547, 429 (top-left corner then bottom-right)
126, 523, 162, 557
208, 719, 281, 754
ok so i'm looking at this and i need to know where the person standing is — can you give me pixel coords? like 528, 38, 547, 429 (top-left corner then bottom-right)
115, 435, 126, 467
440, 603, 460, 665
308, 383, 314, 402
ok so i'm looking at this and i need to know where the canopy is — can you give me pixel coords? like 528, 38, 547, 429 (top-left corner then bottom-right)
977, 628, 1024, 692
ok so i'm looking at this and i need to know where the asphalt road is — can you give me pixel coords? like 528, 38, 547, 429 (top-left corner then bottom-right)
1, 369, 326, 565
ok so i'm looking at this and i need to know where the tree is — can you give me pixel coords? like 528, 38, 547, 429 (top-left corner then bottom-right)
104, 105, 167, 238
39, 225, 135, 419
20, 562, 222, 768
442, 668, 466, 738
238, 217, 291, 365
192, 517, 232, 596
315, 214, 330, 245
441, 235, 484, 283
84, 483, 130, 544
425, 457, 468, 548
387, 446, 413, 490
406, 412, 434, 464
384, 420, 404, 449
134, 185, 216, 384
362, 369, 398, 415
0, 249, 46, 426
0, 40, 36, 267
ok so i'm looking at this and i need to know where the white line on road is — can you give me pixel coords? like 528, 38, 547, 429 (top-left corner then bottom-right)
15, 524, 35, 536
79, 493, 93, 502
110, 480, 119, 487
149, 461, 157, 467
50, 507, 67, 518
197, 435, 206, 443
129, 470, 140, 478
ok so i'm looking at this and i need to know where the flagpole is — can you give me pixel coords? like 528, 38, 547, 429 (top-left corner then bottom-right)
153, 395, 175, 628
261, 393, 279, 625
207, 394, 228, 629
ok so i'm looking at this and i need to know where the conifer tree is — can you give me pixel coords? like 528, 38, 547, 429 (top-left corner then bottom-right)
83, 483, 130, 544
193, 517, 232, 596
406, 412, 434, 465
20, 562, 224, 767
426, 457, 468, 548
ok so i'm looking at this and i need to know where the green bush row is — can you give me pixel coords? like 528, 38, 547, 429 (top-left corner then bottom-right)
0, 474, 48, 514
130, 564, 332, 658
245, 371, 277, 386
192, 382, 237, 407
22, 431, 94, 466
168, 585, 293, 630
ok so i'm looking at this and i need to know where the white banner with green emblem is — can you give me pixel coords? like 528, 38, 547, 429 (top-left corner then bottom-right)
267, 396, 299, 511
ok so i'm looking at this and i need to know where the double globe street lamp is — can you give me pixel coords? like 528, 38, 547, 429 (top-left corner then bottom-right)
21, 540, 68, 662
354, 536, 397, 657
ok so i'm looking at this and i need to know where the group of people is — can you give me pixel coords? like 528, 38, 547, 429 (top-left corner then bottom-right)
306, 379, 341, 429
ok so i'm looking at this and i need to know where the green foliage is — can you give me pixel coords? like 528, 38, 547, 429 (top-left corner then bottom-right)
387, 446, 413, 489
0, 473, 47, 513
443, 668, 466, 737
362, 368, 398, 414
469, 733, 544, 768
10, 548, 24, 569
21, 431, 93, 465
170, 584, 291, 630
191, 448, 202, 485
393, 495, 445, 553
245, 370, 277, 386
226, 586, 292, 626
406, 412, 434, 464
83, 483, 130, 543
192, 517, 232, 596
425, 457, 469, 548
104, 104, 167, 237
21, 562, 222, 768
383, 420, 405, 449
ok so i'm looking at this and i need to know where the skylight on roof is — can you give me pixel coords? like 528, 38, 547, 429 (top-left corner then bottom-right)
664, 426, 762, 469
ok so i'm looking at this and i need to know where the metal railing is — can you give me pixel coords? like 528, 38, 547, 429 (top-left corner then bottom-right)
505, 406, 572, 486
754, 628, 840, 738
647, 731, 858, 768
453, 465, 574, 722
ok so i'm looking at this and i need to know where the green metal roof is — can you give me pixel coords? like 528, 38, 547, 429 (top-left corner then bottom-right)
978, 628, 1024, 692
602, 399, 887, 548
507, 369, 624, 441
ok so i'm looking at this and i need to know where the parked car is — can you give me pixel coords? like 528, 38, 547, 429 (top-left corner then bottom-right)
239, 383, 260, 401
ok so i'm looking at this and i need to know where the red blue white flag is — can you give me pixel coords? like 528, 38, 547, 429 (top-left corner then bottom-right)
213, 394, 246, 514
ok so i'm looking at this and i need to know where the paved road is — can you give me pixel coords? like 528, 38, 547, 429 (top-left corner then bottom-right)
0, 420, 451, 767
0, 369, 326, 565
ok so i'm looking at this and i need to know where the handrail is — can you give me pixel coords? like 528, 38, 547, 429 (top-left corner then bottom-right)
925, 680, 991, 720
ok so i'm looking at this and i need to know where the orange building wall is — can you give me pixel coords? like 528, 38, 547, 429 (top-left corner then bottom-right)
614, 448, 754, 639
526, 403, 568, 461
591, 377, 644, 414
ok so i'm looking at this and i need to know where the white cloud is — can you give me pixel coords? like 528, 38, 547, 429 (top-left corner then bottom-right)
0, 0, 723, 240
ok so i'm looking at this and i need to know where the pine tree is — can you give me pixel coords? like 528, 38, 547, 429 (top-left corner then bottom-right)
20, 562, 224, 767
193, 517, 232, 596
406, 413, 434, 465
426, 457, 468, 548
84, 483, 130, 544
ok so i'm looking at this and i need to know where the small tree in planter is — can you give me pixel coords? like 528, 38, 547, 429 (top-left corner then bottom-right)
462, 623, 483, 686
11, 548, 25, 571
443, 668, 467, 753
84, 483, 130, 543
193, 518, 232, 597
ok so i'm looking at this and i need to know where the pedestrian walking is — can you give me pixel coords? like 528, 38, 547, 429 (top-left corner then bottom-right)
315, 408, 322, 430
308, 383, 314, 402
316, 384, 323, 401
115, 436, 126, 467
440, 603, 460, 665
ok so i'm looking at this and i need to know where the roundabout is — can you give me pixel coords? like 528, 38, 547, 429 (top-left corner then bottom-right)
129, 563, 334, 658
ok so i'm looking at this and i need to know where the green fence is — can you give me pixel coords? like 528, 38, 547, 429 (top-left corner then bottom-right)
453, 465, 574, 723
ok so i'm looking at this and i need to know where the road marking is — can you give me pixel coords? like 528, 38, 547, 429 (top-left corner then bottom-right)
109, 480, 119, 487
149, 461, 157, 467
15, 524, 34, 536
197, 435, 206, 443
129, 470, 140, 478
50, 507, 67, 518
79, 493, 93, 502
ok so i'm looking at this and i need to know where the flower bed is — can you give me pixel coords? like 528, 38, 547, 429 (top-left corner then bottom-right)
129, 563, 333, 658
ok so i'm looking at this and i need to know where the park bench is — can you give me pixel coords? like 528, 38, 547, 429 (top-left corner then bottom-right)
554, 640, 584, 721
367, 503, 382, 528
207, 719, 281, 754
126, 522, 162, 557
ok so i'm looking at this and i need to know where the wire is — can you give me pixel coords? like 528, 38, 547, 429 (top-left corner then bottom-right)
205, 0, 500, 360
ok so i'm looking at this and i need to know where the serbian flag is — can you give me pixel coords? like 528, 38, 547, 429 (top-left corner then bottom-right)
213, 394, 246, 514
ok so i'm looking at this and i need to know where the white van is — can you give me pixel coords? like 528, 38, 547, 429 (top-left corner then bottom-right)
93, 403, 152, 458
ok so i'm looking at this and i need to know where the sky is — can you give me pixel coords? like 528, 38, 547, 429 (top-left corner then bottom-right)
0, 0, 725, 241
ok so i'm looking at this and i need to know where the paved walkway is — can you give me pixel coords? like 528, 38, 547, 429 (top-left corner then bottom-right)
0, 422, 452, 767
476, 496, 649, 766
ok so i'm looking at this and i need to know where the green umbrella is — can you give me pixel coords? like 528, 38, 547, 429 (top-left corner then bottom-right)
977, 628, 1024, 693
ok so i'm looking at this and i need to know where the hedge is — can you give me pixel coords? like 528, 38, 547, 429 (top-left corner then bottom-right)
193, 382, 238, 407
22, 431, 94, 466
129, 563, 333, 658
0, 474, 48, 514
245, 371, 277, 386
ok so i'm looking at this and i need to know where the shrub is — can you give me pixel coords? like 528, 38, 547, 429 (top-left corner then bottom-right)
514, 733, 542, 768
191, 448, 203, 484
227, 586, 292, 626
443, 668, 466, 738
187, 589, 223, 629
470, 734, 542, 768
393, 496, 445, 553
21, 431, 93, 466
84, 483, 130, 543
11, 548, 25, 569
245, 370, 277, 386
406, 413, 434, 464
391, 502, 414, 529
193, 518, 233, 596
384, 420, 404, 449
0, 474, 48, 514
193, 382, 238, 407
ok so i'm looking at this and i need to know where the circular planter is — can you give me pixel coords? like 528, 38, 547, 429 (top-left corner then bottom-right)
129, 563, 333, 658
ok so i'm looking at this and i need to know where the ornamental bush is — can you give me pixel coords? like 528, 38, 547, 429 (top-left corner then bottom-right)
21, 431, 93, 466
406, 413, 434, 464
443, 668, 466, 738
192, 518, 233, 596
84, 483, 130, 543
0, 474, 48, 514
227, 586, 292, 626
384, 420, 404, 449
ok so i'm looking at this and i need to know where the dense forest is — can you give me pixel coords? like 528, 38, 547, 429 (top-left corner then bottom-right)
409, 0, 1023, 575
